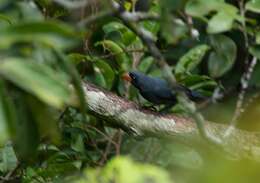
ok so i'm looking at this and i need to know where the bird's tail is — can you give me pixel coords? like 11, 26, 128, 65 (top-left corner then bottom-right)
188, 90, 208, 102
175, 84, 207, 102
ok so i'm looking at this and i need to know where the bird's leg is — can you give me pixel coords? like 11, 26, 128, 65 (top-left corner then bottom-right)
137, 95, 158, 111
159, 104, 173, 114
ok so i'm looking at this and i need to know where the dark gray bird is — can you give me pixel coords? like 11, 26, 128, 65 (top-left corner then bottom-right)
122, 71, 206, 105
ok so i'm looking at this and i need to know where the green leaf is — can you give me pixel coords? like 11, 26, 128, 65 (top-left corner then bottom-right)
208, 52, 227, 78
78, 157, 172, 183
183, 75, 217, 91
0, 14, 12, 25
142, 21, 160, 40
142, 15, 160, 35
0, 21, 79, 50
103, 22, 126, 34
138, 56, 154, 73
6, 21, 76, 36
249, 46, 260, 60
0, 58, 73, 109
246, 0, 260, 13
68, 54, 115, 89
256, 32, 260, 44
175, 44, 210, 75
207, 11, 234, 34
0, 80, 17, 146
95, 40, 130, 70
0, 143, 18, 173
103, 22, 137, 46
179, 74, 217, 96
161, 16, 188, 44
94, 59, 115, 89
185, 0, 223, 17
17, 1, 44, 21
141, 15, 160, 39
68, 53, 88, 65
208, 35, 237, 78
27, 96, 60, 144
0, 81, 11, 145
185, 0, 239, 23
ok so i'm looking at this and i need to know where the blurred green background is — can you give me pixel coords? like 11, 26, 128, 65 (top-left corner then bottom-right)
1, 0, 260, 182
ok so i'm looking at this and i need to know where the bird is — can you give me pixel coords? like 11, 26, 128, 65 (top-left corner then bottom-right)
122, 71, 206, 106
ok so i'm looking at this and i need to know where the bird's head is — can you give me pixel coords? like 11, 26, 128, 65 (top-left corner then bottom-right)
122, 71, 145, 89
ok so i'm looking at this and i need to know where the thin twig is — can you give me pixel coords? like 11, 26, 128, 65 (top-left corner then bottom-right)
77, 10, 159, 28
99, 138, 112, 164
223, 0, 256, 138
99, 130, 121, 164
224, 0, 252, 138
179, 11, 199, 40
85, 125, 118, 148
52, 0, 89, 9
77, 10, 115, 28
115, 130, 122, 155
120, 11, 160, 22
224, 56, 258, 137
99, 48, 145, 59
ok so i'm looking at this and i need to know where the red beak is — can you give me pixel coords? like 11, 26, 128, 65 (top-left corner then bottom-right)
122, 73, 132, 82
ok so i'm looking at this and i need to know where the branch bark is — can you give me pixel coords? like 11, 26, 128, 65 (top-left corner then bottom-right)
83, 81, 260, 161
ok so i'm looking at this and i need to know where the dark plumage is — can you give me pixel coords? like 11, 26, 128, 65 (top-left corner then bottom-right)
122, 71, 206, 105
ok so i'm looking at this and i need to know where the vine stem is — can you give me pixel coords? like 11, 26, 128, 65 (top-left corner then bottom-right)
224, 57, 258, 137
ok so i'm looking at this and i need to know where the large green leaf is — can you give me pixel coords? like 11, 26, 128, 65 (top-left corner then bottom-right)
181, 74, 217, 95
0, 58, 73, 109
138, 56, 154, 73
0, 14, 12, 25
208, 34, 237, 78
69, 54, 115, 89
185, 0, 223, 17
185, 0, 239, 30
207, 11, 234, 34
103, 22, 137, 46
0, 21, 79, 50
161, 16, 188, 44
0, 79, 18, 147
246, 0, 260, 13
27, 96, 60, 144
17, 1, 44, 21
175, 44, 210, 75
76, 157, 172, 183
95, 40, 130, 70
94, 59, 115, 89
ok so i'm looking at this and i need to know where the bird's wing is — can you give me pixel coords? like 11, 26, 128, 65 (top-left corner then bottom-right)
152, 79, 176, 99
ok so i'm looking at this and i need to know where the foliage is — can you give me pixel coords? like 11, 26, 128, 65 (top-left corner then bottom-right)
74, 156, 171, 183
0, 0, 260, 182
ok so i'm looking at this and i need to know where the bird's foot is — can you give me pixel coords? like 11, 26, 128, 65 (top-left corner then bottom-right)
158, 104, 173, 114
142, 105, 158, 111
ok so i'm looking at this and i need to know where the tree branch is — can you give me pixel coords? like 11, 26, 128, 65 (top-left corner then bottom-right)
82, 81, 260, 161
